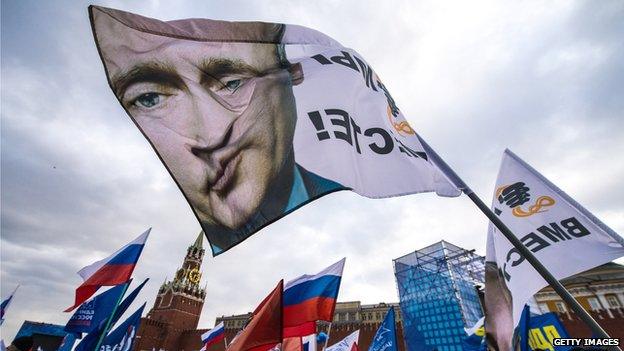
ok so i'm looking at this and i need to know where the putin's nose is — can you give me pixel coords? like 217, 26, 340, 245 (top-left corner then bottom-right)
186, 87, 238, 157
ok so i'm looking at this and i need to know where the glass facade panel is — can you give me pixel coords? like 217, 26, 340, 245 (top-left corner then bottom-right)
394, 241, 485, 351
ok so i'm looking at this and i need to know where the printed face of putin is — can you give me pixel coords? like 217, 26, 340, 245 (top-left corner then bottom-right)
95, 16, 299, 247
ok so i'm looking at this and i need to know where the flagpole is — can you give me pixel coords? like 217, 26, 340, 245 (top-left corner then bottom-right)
93, 282, 130, 351
390, 307, 398, 350
416, 137, 615, 344
322, 322, 333, 351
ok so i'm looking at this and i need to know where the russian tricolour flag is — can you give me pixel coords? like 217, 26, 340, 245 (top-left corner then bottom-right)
65, 229, 150, 312
283, 258, 345, 337
202, 321, 225, 350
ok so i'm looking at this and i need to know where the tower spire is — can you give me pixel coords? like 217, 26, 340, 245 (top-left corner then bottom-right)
192, 231, 204, 250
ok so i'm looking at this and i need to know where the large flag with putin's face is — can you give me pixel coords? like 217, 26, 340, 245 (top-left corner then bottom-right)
484, 149, 624, 351
88, 6, 460, 256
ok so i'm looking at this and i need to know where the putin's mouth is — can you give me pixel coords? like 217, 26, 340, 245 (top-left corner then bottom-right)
210, 152, 241, 194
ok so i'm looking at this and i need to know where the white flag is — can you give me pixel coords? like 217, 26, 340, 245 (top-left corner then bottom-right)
302, 334, 317, 351
464, 316, 484, 336
326, 330, 359, 351
484, 149, 624, 350
89, 6, 460, 256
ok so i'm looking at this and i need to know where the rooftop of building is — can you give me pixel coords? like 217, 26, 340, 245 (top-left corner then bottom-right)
394, 240, 485, 266
393, 240, 485, 286
15, 321, 67, 338
539, 262, 624, 291
214, 300, 402, 327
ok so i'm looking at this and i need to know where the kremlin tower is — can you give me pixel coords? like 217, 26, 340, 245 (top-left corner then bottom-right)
133, 232, 207, 351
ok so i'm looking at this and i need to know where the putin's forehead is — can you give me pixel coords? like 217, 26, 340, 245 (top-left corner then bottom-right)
93, 7, 284, 78
108, 41, 280, 80
100, 35, 280, 81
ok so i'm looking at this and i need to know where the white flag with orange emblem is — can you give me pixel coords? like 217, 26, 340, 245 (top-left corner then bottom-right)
484, 149, 624, 351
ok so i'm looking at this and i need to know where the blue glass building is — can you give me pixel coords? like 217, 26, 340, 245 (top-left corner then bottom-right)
393, 241, 485, 351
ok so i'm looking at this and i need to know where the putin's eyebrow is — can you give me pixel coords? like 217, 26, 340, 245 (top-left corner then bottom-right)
111, 62, 186, 97
198, 58, 262, 86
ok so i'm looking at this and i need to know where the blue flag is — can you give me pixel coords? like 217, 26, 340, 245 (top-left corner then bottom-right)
112, 278, 148, 324
57, 332, 78, 351
65, 283, 127, 335
101, 303, 146, 351
369, 307, 398, 351
0, 285, 19, 326
74, 320, 105, 351
73, 279, 148, 351
516, 305, 572, 351
462, 317, 486, 351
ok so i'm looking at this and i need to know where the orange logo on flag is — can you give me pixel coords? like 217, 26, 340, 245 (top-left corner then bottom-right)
512, 196, 555, 217
496, 184, 555, 218
387, 110, 415, 136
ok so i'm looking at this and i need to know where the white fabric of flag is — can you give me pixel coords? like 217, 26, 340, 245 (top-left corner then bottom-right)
302, 334, 316, 351
89, 6, 460, 256
325, 330, 359, 351
484, 149, 624, 350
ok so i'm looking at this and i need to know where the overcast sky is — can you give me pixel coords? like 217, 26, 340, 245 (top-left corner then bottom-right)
1, 0, 623, 342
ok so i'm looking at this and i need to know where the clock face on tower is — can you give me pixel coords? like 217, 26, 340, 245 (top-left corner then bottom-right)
188, 268, 201, 284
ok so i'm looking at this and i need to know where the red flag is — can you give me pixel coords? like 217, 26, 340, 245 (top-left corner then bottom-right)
283, 321, 316, 338
227, 280, 283, 351
282, 337, 303, 351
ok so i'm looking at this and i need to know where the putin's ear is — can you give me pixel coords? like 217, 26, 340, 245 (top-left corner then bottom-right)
288, 62, 304, 86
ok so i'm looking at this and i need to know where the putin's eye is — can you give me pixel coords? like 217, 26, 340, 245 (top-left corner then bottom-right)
223, 79, 242, 92
134, 92, 161, 108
